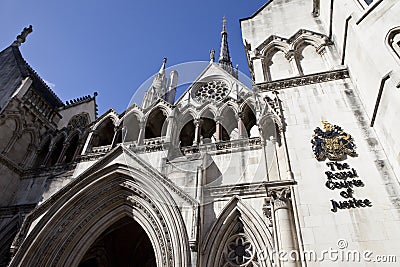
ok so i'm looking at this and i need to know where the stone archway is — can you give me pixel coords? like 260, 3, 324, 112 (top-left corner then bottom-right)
78, 217, 156, 267
9, 160, 192, 267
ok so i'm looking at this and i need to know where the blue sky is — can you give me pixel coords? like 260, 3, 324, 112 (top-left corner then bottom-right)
0, 0, 268, 114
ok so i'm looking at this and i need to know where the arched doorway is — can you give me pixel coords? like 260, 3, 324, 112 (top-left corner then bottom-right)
78, 217, 156, 267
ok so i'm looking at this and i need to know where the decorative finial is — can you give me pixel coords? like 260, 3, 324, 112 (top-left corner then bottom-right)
210, 49, 215, 63
159, 57, 167, 74
12, 25, 33, 47
222, 17, 227, 33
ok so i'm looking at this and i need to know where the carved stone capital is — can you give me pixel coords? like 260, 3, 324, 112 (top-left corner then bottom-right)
285, 50, 298, 61
268, 187, 291, 210
193, 118, 203, 127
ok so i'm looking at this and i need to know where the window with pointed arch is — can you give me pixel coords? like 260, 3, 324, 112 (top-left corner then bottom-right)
386, 27, 400, 63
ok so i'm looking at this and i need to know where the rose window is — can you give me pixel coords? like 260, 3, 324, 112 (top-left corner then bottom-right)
193, 80, 229, 103
226, 234, 254, 265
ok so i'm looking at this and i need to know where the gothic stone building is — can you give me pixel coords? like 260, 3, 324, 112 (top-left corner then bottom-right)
1, 0, 400, 266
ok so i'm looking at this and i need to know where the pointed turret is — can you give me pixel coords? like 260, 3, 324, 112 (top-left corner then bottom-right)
218, 17, 237, 78
142, 58, 168, 109
158, 57, 167, 75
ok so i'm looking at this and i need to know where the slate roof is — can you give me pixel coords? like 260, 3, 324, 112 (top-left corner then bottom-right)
0, 45, 64, 110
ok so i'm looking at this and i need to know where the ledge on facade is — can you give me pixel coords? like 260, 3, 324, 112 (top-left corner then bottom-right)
91, 144, 112, 154
0, 204, 37, 217
0, 154, 23, 176
207, 179, 297, 198
254, 68, 349, 92
23, 162, 77, 179
180, 137, 262, 155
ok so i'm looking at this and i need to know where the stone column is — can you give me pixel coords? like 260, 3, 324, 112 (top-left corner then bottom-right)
56, 142, 69, 164
42, 145, 54, 167
81, 130, 95, 154
165, 114, 175, 143
286, 50, 302, 76
317, 45, 334, 69
237, 113, 246, 139
269, 187, 298, 267
137, 121, 146, 145
22, 143, 37, 168
259, 126, 269, 181
215, 116, 222, 142
111, 126, 120, 148
193, 119, 202, 146
273, 91, 294, 180
269, 135, 281, 181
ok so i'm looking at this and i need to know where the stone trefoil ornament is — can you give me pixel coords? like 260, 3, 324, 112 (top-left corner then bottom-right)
311, 121, 357, 161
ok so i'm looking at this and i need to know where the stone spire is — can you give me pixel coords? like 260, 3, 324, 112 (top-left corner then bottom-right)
12, 25, 33, 47
159, 57, 167, 75
218, 17, 237, 78
142, 58, 168, 109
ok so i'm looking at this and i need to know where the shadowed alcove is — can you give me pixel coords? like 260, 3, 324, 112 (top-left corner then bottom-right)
78, 217, 156, 267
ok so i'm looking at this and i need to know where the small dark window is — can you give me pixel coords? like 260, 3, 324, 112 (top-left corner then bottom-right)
364, 0, 373, 5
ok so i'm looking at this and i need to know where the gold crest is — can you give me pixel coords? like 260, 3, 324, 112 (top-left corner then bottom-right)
311, 121, 357, 161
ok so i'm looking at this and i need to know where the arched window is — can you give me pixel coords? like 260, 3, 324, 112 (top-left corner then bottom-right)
7, 131, 33, 165
179, 114, 195, 147
145, 108, 167, 139
47, 135, 65, 166
220, 106, 237, 141
200, 118, 216, 144
241, 103, 257, 138
91, 118, 115, 147
199, 109, 216, 144
298, 43, 327, 75
266, 50, 292, 81
64, 134, 80, 163
123, 113, 141, 143
387, 27, 400, 62
34, 137, 51, 167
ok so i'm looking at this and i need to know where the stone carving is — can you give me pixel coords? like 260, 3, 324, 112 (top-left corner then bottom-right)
311, 121, 357, 161
268, 187, 291, 210
255, 69, 349, 91
13, 25, 33, 47
210, 49, 215, 62
225, 233, 254, 266
193, 80, 230, 103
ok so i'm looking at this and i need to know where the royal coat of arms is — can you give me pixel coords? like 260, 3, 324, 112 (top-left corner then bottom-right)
311, 121, 357, 161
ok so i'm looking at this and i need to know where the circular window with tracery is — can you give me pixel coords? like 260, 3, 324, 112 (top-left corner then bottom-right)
193, 80, 230, 103
225, 233, 254, 266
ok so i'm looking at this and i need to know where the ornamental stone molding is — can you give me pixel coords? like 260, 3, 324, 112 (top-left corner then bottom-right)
201, 196, 274, 267
255, 68, 349, 92
267, 187, 291, 210
9, 149, 194, 267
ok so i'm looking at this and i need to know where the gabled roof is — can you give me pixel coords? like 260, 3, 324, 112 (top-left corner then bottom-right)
0, 45, 64, 109
174, 62, 253, 106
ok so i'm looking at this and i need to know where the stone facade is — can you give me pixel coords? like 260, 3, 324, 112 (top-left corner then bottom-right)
1, 1, 400, 266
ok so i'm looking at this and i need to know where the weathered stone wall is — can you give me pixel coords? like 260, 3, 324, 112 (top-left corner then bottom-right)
319, 0, 400, 181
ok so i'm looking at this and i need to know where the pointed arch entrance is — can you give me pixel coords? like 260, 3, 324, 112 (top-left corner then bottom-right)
9, 157, 192, 267
78, 217, 156, 267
